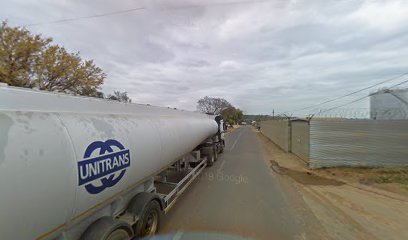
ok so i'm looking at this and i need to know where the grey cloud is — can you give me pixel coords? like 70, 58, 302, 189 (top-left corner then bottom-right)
177, 59, 211, 68
2, 0, 408, 115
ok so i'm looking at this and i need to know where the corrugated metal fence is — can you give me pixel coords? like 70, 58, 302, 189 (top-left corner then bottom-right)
260, 119, 290, 151
260, 119, 408, 168
309, 119, 408, 168
291, 120, 309, 162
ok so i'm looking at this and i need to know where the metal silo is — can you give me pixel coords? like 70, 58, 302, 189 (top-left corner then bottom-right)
370, 88, 408, 120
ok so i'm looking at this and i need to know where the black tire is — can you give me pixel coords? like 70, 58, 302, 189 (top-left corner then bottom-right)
213, 147, 218, 161
206, 153, 215, 166
134, 200, 162, 237
219, 140, 225, 153
80, 217, 133, 240
200, 146, 215, 167
219, 146, 224, 153
105, 228, 131, 240
189, 162, 199, 168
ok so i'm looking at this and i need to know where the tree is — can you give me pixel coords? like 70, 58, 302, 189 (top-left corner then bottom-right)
107, 91, 132, 103
0, 21, 105, 97
0, 22, 50, 88
255, 115, 271, 122
197, 96, 233, 115
221, 107, 236, 124
235, 109, 244, 122
221, 107, 244, 125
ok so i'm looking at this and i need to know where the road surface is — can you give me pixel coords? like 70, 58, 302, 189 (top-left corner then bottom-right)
159, 126, 325, 240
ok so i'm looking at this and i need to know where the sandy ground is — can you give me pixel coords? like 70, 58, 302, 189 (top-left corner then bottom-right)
256, 129, 408, 239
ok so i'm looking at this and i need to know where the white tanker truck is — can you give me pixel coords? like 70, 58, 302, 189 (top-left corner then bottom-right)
0, 85, 225, 240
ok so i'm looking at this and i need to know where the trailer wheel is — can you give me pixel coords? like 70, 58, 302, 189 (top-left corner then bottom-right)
219, 146, 224, 153
207, 153, 215, 166
189, 162, 198, 168
106, 228, 131, 240
80, 217, 133, 240
213, 147, 218, 161
134, 200, 162, 237
200, 146, 215, 167
219, 140, 225, 153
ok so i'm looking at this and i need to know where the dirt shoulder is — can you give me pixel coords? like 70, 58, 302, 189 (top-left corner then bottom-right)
256, 128, 408, 240
314, 167, 408, 197
256, 128, 408, 199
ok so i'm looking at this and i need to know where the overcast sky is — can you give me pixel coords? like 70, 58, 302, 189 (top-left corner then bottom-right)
2, 0, 408, 115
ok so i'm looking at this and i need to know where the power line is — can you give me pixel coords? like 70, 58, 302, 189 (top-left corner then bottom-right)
389, 78, 408, 89
158, 0, 270, 10
25, 7, 146, 27
286, 71, 408, 114
312, 78, 408, 116
313, 96, 369, 116
24, 0, 270, 27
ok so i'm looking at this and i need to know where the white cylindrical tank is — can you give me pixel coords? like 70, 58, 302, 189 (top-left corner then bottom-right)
370, 88, 408, 120
0, 86, 218, 239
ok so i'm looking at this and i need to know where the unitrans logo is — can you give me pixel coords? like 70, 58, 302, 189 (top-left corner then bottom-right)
78, 139, 131, 194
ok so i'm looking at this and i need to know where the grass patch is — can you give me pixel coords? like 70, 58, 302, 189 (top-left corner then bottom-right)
316, 167, 408, 185
372, 168, 408, 175
369, 168, 408, 185
375, 172, 408, 184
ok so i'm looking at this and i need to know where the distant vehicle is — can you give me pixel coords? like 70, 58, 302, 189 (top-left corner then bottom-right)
241, 121, 247, 125
0, 86, 225, 240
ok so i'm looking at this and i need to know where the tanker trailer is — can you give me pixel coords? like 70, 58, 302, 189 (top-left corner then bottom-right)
0, 84, 225, 240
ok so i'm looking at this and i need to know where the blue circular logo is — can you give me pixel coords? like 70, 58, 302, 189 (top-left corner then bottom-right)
78, 139, 131, 194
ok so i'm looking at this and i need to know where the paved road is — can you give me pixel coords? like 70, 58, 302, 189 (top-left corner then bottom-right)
158, 126, 322, 239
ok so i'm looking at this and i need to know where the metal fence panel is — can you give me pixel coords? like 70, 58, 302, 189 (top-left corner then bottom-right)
291, 121, 309, 162
310, 119, 408, 168
260, 120, 290, 152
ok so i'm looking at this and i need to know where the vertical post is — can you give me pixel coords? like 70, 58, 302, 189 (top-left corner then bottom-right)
288, 119, 292, 153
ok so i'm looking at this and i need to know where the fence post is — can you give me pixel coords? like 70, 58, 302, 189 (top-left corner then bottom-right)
288, 119, 292, 153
